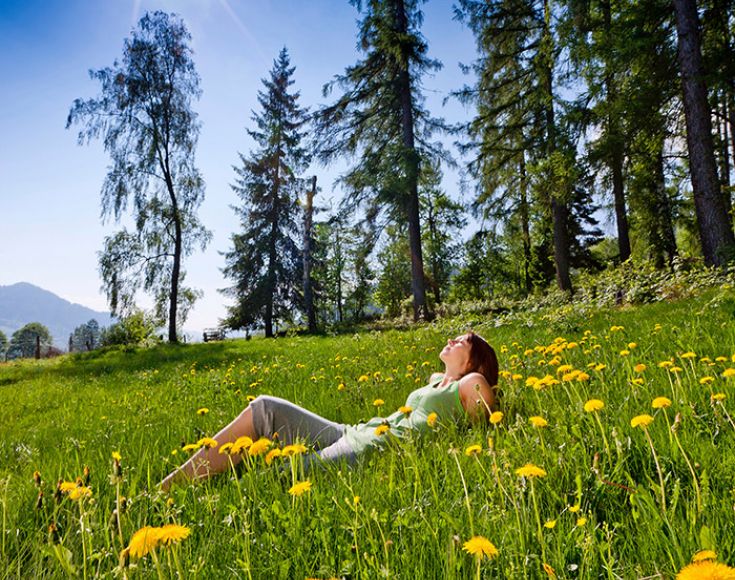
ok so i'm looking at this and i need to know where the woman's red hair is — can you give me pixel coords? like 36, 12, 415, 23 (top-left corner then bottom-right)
466, 331, 499, 389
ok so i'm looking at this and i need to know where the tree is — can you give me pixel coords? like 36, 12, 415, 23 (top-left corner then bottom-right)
67, 11, 210, 343
7, 323, 52, 360
315, 0, 447, 321
221, 48, 308, 337
70, 319, 101, 352
672, 0, 735, 265
0, 330, 7, 361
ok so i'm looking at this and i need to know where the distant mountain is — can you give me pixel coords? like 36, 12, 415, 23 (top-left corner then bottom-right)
0, 283, 113, 349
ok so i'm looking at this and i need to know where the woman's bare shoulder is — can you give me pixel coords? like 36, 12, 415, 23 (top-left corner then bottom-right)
459, 372, 490, 389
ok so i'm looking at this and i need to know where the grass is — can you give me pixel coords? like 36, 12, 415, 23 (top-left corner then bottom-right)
2, 285, 735, 578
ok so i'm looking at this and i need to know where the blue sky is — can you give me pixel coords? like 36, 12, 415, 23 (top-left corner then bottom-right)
0, 0, 484, 336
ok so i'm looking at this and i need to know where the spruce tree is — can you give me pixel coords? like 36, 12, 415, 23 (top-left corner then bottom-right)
221, 48, 308, 337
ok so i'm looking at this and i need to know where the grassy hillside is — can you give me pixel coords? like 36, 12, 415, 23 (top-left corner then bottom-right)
2, 286, 735, 578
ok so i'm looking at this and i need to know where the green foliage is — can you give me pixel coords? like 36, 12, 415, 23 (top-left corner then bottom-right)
99, 310, 161, 348
70, 319, 101, 352
221, 48, 308, 337
67, 11, 210, 341
6, 322, 52, 360
0, 330, 6, 360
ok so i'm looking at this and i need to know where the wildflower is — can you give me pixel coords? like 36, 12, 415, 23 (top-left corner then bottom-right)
634, 364, 647, 373
157, 524, 190, 546
218, 443, 234, 455
620, 350, 630, 356
632, 378, 645, 386
515, 463, 547, 478
669, 366, 683, 373
196, 437, 218, 449
399, 406, 413, 416
128, 526, 161, 558
576, 372, 590, 382
659, 361, 674, 368
681, 352, 696, 359
543, 562, 557, 578
282, 444, 308, 457
288, 480, 313, 497
427, 412, 438, 428
465, 445, 482, 457
526, 376, 540, 388
610, 325, 624, 332
716, 357, 728, 363
512, 373, 523, 381
112, 451, 122, 462
544, 520, 557, 529
58, 481, 78, 494
712, 393, 727, 402
231, 436, 253, 455
68, 486, 92, 501
530, 416, 548, 428
196, 408, 209, 415
182, 443, 199, 452
358, 375, 370, 382
584, 399, 604, 413
576, 517, 587, 527
675, 561, 735, 579
594, 364, 606, 371
556, 364, 573, 375
373, 399, 384, 407
337, 383, 346, 391
265, 449, 283, 465
628, 342, 638, 349
490, 411, 504, 425
375, 424, 390, 436
631, 414, 654, 429
462, 536, 499, 560
569, 504, 581, 513
700, 377, 715, 385
652, 397, 672, 409
248, 438, 271, 457
692, 550, 717, 562
723, 368, 735, 379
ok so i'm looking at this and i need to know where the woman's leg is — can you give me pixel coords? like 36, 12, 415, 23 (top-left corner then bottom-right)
160, 395, 345, 491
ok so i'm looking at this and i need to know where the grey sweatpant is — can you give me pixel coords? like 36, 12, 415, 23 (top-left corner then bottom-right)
249, 395, 357, 470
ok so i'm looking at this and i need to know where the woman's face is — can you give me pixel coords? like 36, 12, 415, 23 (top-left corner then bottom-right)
440, 334, 472, 372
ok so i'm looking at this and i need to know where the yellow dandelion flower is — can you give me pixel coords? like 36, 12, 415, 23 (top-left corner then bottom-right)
712, 393, 727, 402
181, 443, 200, 452
543, 562, 557, 577
462, 536, 499, 560
676, 561, 735, 580
652, 397, 672, 409
68, 486, 92, 501
288, 480, 312, 497
399, 405, 413, 416
248, 438, 271, 457
218, 443, 234, 455
157, 524, 190, 546
465, 445, 483, 457
700, 376, 715, 385
594, 364, 606, 371
576, 372, 590, 382
196, 408, 209, 415
567, 342, 578, 349
375, 424, 390, 436
659, 361, 674, 368
692, 550, 717, 562
112, 451, 122, 462
569, 504, 581, 513
196, 437, 218, 449
681, 351, 696, 359
631, 414, 654, 429
530, 416, 548, 428
610, 325, 624, 332
427, 412, 438, 428
634, 363, 647, 373
490, 411, 504, 425
632, 378, 645, 385
669, 366, 683, 373
544, 520, 557, 529
716, 356, 728, 363
526, 376, 540, 387
722, 368, 735, 379
337, 383, 346, 391
584, 399, 604, 413
358, 374, 370, 382
515, 463, 547, 478
620, 349, 630, 356
576, 517, 587, 527
556, 364, 573, 375
282, 444, 308, 457
231, 436, 253, 455
628, 342, 637, 349
512, 373, 523, 380
373, 399, 384, 408
265, 449, 283, 465
128, 526, 161, 558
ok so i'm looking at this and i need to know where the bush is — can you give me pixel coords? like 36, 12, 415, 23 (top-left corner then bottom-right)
99, 311, 161, 348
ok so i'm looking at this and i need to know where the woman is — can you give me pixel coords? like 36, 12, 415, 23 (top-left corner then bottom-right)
161, 331, 498, 491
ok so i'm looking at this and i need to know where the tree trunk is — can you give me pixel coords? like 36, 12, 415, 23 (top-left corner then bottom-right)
655, 146, 678, 266
395, 0, 430, 321
303, 176, 317, 333
672, 0, 735, 265
169, 216, 182, 343
265, 151, 281, 338
519, 154, 532, 294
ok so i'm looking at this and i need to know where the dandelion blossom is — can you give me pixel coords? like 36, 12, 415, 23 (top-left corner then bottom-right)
265, 449, 283, 465
676, 561, 735, 580
631, 414, 654, 429
515, 463, 547, 478
288, 480, 312, 497
196, 437, 218, 449
248, 438, 271, 457
157, 524, 190, 546
375, 424, 390, 436
490, 411, 503, 425
712, 393, 727, 402
692, 550, 717, 562
634, 364, 647, 373
112, 451, 122, 462
544, 520, 557, 529
231, 436, 254, 455
427, 412, 438, 428
576, 517, 587, 527
196, 408, 209, 415
181, 443, 199, 452
282, 443, 308, 457
652, 397, 672, 409
68, 486, 92, 501
584, 399, 604, 413
128, 526, 161, 558
373, 399, 385, 407
218, 443, 234, 455
464, 445, 482, 457
399, 405, 413, 416
723, 368, 735, 379
462, 536, 499, 560
530, 416, 548, 428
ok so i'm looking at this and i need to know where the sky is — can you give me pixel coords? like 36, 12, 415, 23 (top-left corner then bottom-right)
0, 0, 486, 338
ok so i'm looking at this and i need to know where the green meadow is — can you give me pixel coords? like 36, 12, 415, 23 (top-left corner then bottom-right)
2, 286, 735, 578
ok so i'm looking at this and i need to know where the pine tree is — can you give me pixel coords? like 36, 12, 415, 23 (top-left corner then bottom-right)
315, 0, 447, 321
221, 48, 309, 337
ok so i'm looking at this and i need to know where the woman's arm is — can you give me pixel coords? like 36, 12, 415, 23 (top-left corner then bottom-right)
458, 372, 496, 422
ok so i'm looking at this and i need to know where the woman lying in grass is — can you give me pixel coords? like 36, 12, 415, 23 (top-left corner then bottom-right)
161, 331, 499, 491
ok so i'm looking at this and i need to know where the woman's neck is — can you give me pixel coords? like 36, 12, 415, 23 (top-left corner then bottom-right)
440, 368, 463, 386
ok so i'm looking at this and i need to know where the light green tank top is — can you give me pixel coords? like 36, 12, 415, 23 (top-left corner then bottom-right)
343, 377, 465, 454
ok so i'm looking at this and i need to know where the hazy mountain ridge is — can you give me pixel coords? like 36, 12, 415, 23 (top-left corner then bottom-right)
0, 282, 113, 348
